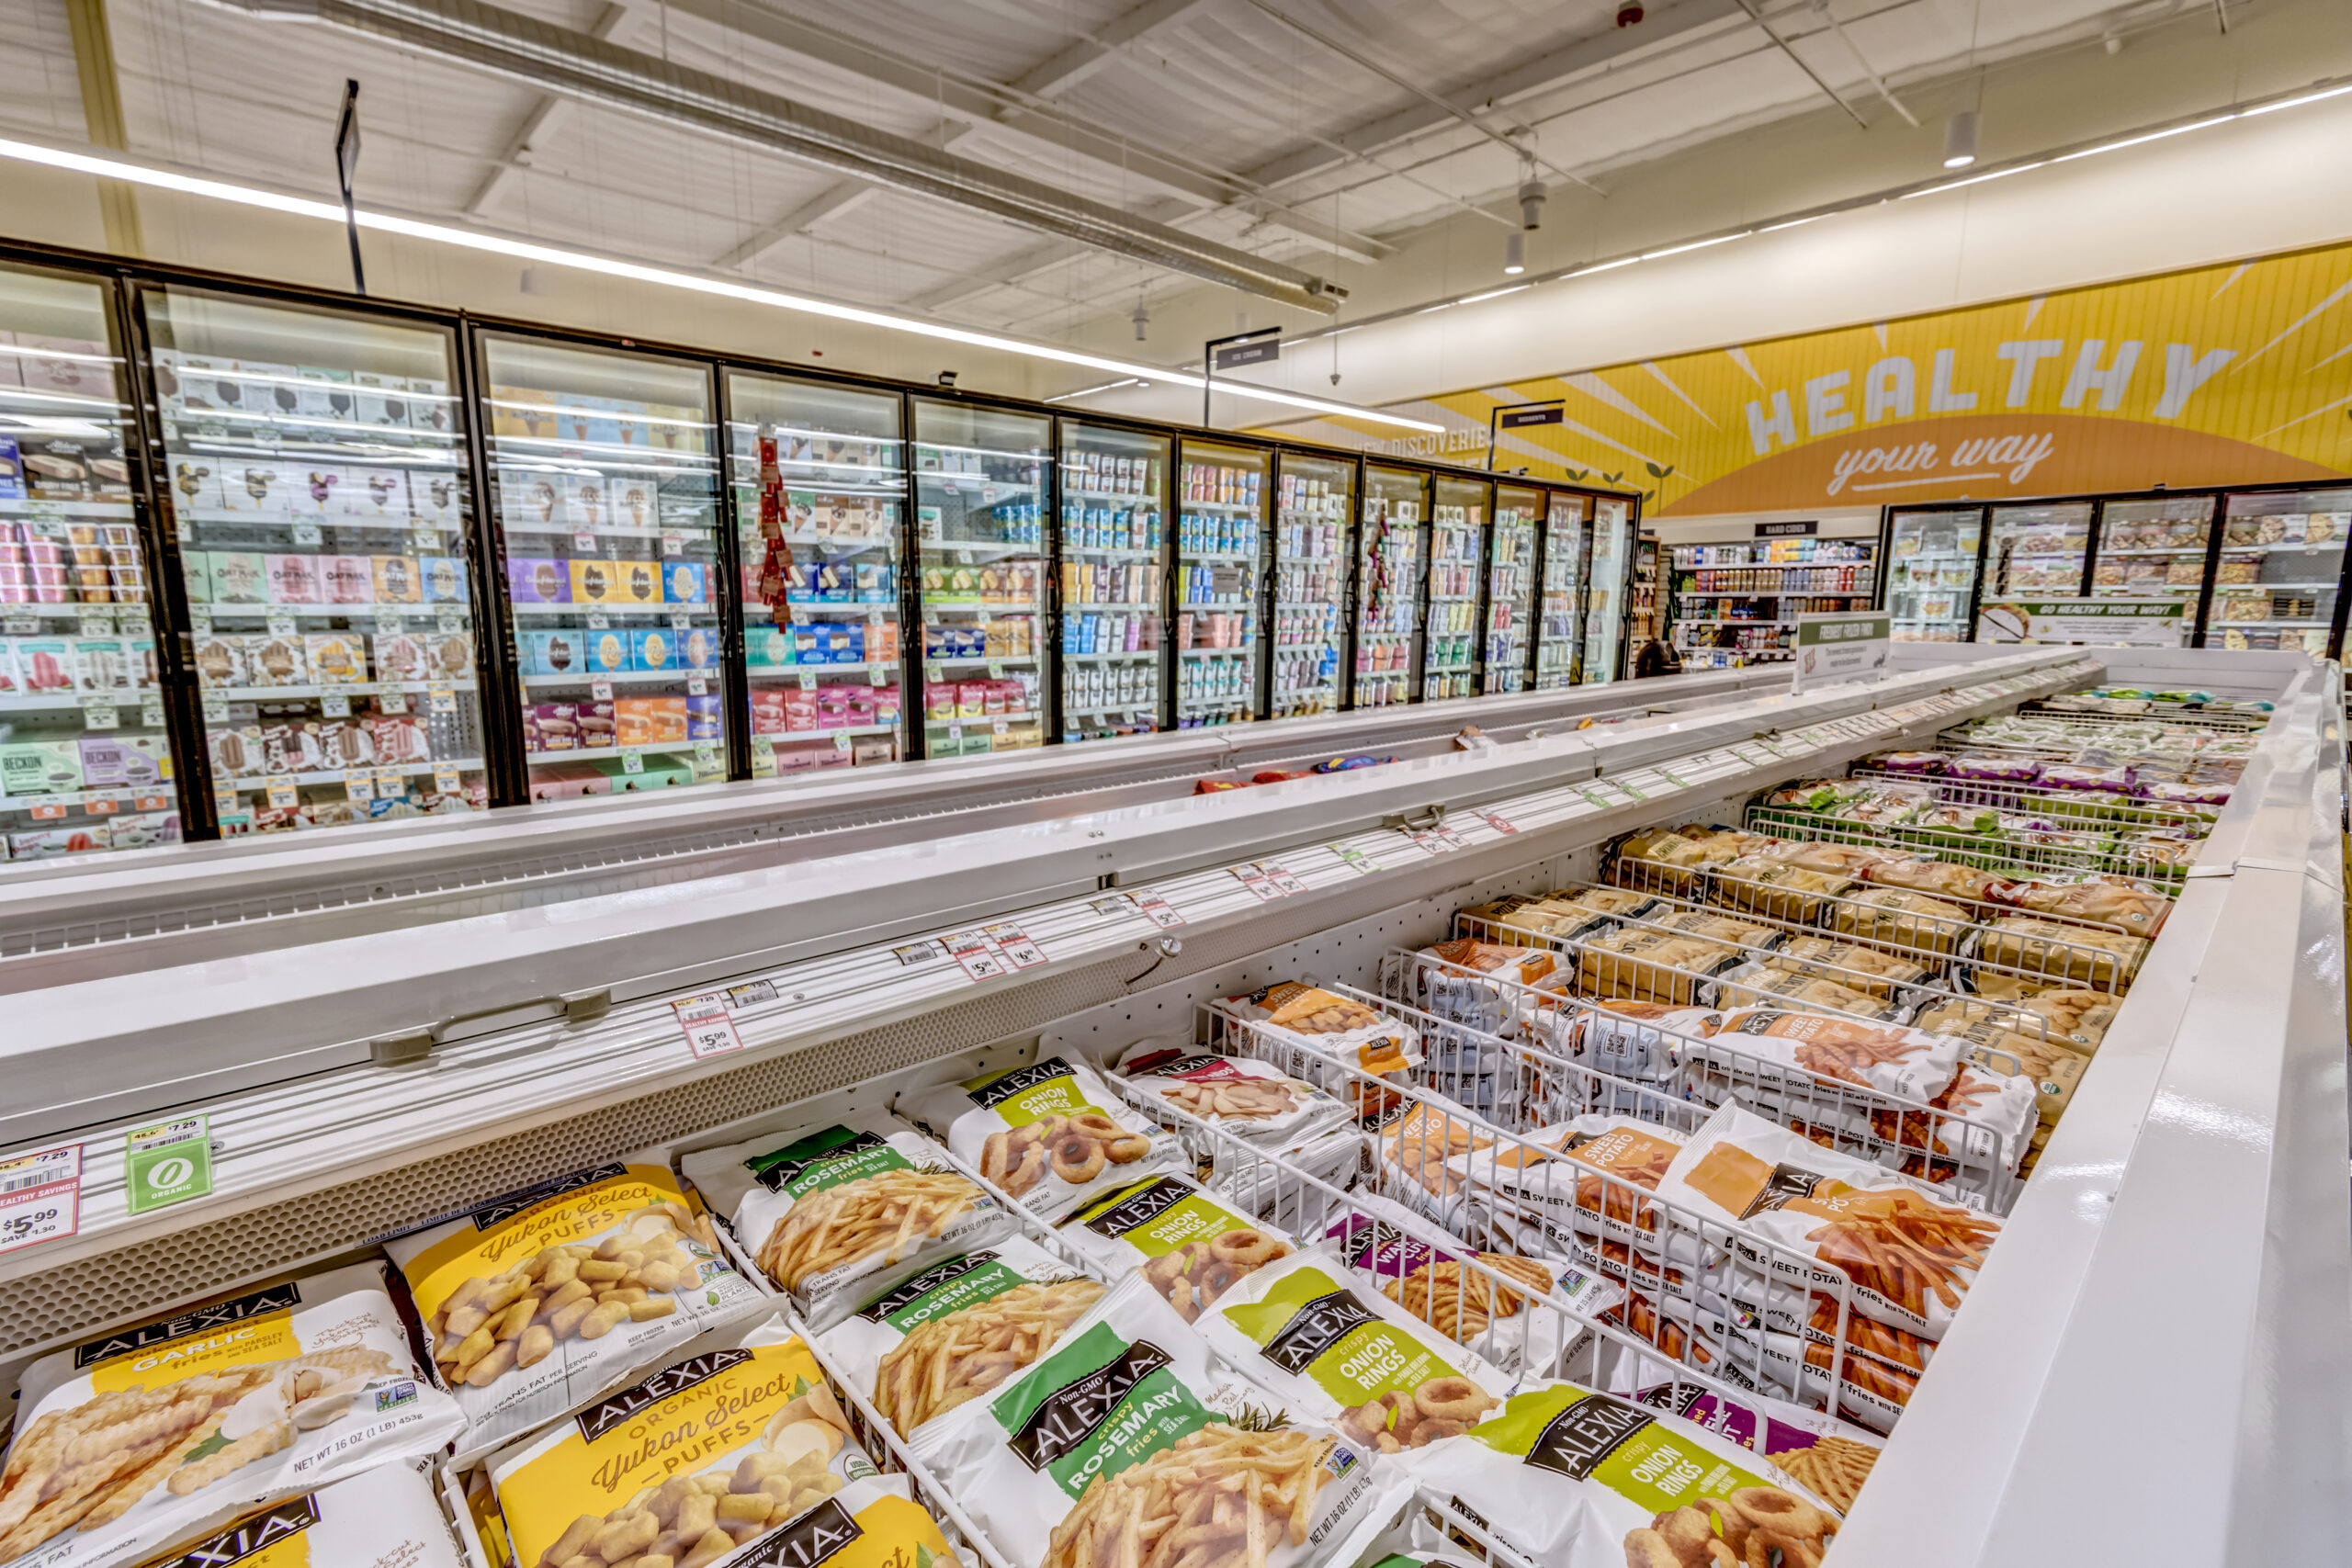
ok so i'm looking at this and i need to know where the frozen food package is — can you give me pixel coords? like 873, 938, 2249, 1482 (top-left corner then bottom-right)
679, 1115, 1013, 1332
1414, 937, 1561, 988
1991, 874, 2172, 938
909, 1270, 1404, 1568
1706, 963, 1911, 1023
1057, 1172, 1295, 1323
1759, 935, 1933, 999
1652, 1383, 1884, 1516
1860, 855, 2006, 903
1444, 1112, 1694, 1252
1827, 885, 1974, 956
1943, 752, 2041, 783
1215, 982, 1422, 1077
1755, 839, 1893, 878
1860, 750, 1947, 775
1962, 1036, 2086, 1128
1973, 916, 2148, 991
2001, 986, 2117, 1050
1575, 927, 1742, 1007
1371, 1096, 1513, 1238
1401, 1378, 1841, 1565
1533, 998, 1716, 1115
0, 1261, 464, 1568
1871, 1060, 2041, 1172
122, 1463, 462, 1568
381, 1158, 766, 1455
487, 1316, 962, 1568
895, 1055, 1187, 1222
1639, 907, 1784, 951
1654, 1101, 2003, 1340
1710, 856, 1857, 923
1759, 778, 1871, 812
1193, 1247, 1515, 1452
1463, 889, 1660, 944
1607, 825, 1770, 894
1112, 1041, 1351, 1144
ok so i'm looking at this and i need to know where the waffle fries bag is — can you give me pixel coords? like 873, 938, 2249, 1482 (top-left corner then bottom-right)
897, 1056, 1187, 1222
1402, 1379, 1841, 1567
125, 1462, 462, 1568
1654, 1102, 2001, 1339
0, 1262, 464, 1568
679, 1115, 1012, 1331
383, 1160, 765, 1456
908, 1271, 1403, 1568
487, 1317, 960, 1568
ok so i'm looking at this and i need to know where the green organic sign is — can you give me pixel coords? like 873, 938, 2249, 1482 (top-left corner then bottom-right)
125, 1115, 213, 1213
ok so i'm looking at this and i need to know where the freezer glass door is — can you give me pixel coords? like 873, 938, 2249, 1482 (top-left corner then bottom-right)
1581, 496, 1632, 682
1354, 464, 1427, 706
1, 265, 176, 857
1425, 475, 1487, 702
1058, 422, 1168, 741
482, 336, 725, 800
2091, 495, 2216, 608
1173, 438, 1266, 728
149, 285, 487, 834
1983, 502, 2092, 601
1485, 484, 1540, 694
727, 373, 905, 777
2208, 488, 2349, 656
1535, 491, 1588, 687
1271, 451, 1350, 716
911, 400, 1047, 758
1885, 507, 1983, 642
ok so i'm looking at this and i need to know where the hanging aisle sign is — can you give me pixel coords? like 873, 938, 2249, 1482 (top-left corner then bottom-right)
1791, 611, 1891, 693
1975, 597, 2186, 648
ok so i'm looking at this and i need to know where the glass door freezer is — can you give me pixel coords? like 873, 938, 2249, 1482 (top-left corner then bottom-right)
1354, 463, 1427, 707
1581, 495, 1634, 682
911, 400, 1047, 759
1534, 490, 1588, 687
1270, 451, 1350, 716
1484, 483, 1540, 694
2206, 485, 2349, 656
1057, 421, 1169, 743
1172, 437, 1267, 728
1423, 474, 1487, 702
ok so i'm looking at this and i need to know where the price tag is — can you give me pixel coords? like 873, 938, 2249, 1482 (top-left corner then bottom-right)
5, 617, 40, 636
124, 1115, 213, 1214
292, 522, 322, 547
434, 766, 461, 794
687, 677, 707, 696
926, 662, 945, 682
1408, 829, 1456, 856
1130, 891, 1184, 929
377, 613, 405, 637
1330, 843, 1377, 875
587, 612, 611, 631
28, 798, 65, 821
379, 691, 409, 715
671, 614, 691, 633
944, 930, 1009, 982
410, 526, 438, 553
985, 921, 1047, 969
591, 680, 614, 703
437, 609, 464, 634
1261, 862, 1308, 896
672, 992, 743, 1058
797, 672, 817, 690
266, 776, 298, 808
345, 774, 375, 801
1480, 811, 1518, 835
987, 660, 1006, 679
894, 941, 944, 966
428, 685, 458, 715
0, 1144, 81, 1257
790, 606, 811, 626
833, 733, 852, 752
662, 531, 684, 558
1232, 864, 1282, 901
79, 613, 112, 637
572, 529, 597, 551
727, 979, 779, 1009
85, 795, 119, 815
176, 516, 195, 543
1654, 765, 1689, 790
869, 669, 888, 688
622, 751, 645, 773
991, 717, 1008, 737
82, 698, 119, 731
214, 789, 238, 818
133, 793, 166, 812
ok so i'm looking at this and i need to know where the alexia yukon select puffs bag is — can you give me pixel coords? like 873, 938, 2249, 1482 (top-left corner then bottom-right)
127, 1463, 462, 1568
908, 1271, 1403, 1568
678, 1116, 1012, 1332
0, 1262, 464, 1568
489, 1317, 960, 1568
897, 1056, 1185, 1222
382, 1160, 766, 1454
1403, 1379, 1841, 1567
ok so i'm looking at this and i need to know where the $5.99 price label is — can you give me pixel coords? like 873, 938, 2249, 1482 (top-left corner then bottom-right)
0, 1144, 82, 1256
672, 993, 744, 1059
944, 931, 1008, 981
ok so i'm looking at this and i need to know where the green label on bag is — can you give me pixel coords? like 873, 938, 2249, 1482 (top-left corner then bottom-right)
746, 1125, 910, 1197
993, 1321, 1211, 1499
1072, 1176, 1253, 1257
852, 1250, 1041, 1332
1220, 1265, 1463, 1410
124, 1116, 212, 1213
962, 1058, 1109, 1128
1470, 1383, 1774, 1516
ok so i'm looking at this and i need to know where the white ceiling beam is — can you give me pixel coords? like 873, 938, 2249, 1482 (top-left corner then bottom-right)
712, 178, 881, 270
464, 0, 637, 215
1005, 0, 1220, 101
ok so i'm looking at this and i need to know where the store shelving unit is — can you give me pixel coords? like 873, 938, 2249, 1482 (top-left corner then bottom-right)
1484, 481, 1541, 693
1353, 462, 1428, 707
1666, 536, 1877, 667
1171, 437, 1268, 728
912, 400, 1048, 759
1269, 450, 1351, 716
1534, 489, 1589, 687
1057, 420, 1168, 742
1582, 494, 1636, 682
1422, 473, 1488, 702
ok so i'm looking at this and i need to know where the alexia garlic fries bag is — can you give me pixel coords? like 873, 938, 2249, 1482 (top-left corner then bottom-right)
125, 1462, 461, 1568
489, 1316, 961, 1568
897, 1055, 1187, 1222
679, 1115, 1012, 1332
0, 1262, 463, 1568
382, 1158, 766, 1455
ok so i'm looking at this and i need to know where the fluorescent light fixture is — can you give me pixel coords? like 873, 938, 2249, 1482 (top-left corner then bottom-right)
1415, 302, 1455, 315
1758, 214, 1826, 233
1941, 111, 1979, 169
1458, 285, 1531, 305
1899, 161, 2046, 198
0, 134, 1447, 434
2051, 115, 2237, 163
1044, 378, 1143, 403
2244, 83, 2352, 115
1641, 232, 1750, 261
1566, 256, 1642, 276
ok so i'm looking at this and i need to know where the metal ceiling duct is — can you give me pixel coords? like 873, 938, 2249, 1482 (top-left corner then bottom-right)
200, 0, 1346, 313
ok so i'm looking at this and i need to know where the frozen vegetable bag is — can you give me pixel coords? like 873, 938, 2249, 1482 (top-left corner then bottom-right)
0, 1262, 463, 1568
122, 1464, 461, 1568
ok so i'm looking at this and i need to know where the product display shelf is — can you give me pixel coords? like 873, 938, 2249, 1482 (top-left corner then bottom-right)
1058, 424, 1170, 743
1270, 454, 1350, 719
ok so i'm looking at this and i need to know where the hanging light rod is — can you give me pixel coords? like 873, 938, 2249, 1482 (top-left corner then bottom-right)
0, 133, 1444, 434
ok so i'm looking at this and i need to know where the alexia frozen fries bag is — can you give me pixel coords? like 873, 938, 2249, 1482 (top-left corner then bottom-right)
125, 1463, 462, 1568
1213, 983, 1421, 1078
897, 1055, 1185, 1221
1445, 1113, 1693, 1252
1057, 1174, 1295, 1324
1689, 1009, 1962, 1104
910, 1271, 1402, 1568
1193, 1247, 1514, 1456
382, 1159, 765, 1454
1654, 1102, 2002, 1339
1403, 1378, 1841, 1566
818, 1235, 1104, 1437
679, 1115, 1012, 1331
1111, 1043, 1351, 1145
0, 1261, 464, 1568
488, 1317, 960, 1568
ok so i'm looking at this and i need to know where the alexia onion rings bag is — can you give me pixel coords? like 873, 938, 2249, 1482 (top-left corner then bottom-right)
488, 1315, 961, 1568
897, 1055, 1186, 1222
125, 1462, 462, 1568
1403, 1379, 1840, 1567
382, 1159, 765, 1455
1653, 1102, 2002, 1340
1058, 1174, 1296, 1325
1193, 1247, 1514, 1457
0, 1261, 464, 1568
908, 1271, 1405, 1568
1111, 1042, 1351, 1145
818, 1235, 1104, 1437
678, 1115, 1012, 1332
1212, 984, 1421, 1079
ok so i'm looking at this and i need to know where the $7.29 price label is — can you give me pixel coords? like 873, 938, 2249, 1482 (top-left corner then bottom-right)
0, 1144, 82, 1255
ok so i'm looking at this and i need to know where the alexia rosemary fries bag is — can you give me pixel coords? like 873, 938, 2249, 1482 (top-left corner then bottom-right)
382, 1158, 767, 1455
489, 1316, 961, 1568
1403, 1379, 1840, 1566
0, 1262, 463, 1568
126, 1463, 461, 1568
679, 1116, 1012, 1332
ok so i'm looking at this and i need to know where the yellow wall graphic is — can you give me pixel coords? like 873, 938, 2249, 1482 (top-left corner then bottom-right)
1275, 243, 2352, 515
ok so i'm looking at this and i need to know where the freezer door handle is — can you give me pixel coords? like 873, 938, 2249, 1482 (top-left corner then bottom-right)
1382, 803, 1448, 833
369, 1022, 444, 1065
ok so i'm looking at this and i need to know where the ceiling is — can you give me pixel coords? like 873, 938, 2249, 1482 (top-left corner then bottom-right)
4, 0, 2246, 348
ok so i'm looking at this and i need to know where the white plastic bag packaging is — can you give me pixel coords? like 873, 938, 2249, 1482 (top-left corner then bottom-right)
124, 1462, 461, 1568
1056, 1173, 1295, 1324
1113, 1042, 1351, 1145
897, 1055, 1188, 1222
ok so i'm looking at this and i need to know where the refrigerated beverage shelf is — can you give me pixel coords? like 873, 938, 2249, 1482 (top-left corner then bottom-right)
1064, 649, 1157, 662
1059, 544, 1159, 560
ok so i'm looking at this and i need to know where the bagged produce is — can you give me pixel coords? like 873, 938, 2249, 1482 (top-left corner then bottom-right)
0, 1262, 464, 1568
896, 1055, 1186, 1222
487, 1316, 961, 1568
1401, 1378, 1840, 1566
1214, 983, 1421, 1078
383, 1162, 764, 1454
680, 1114, 1012, 1332
125, 1463, 461, 1568
1057, 1173, 1295, 1323
1113, 1042, 1350, 1144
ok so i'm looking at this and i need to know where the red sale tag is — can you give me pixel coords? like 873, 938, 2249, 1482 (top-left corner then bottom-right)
1131, 891, 1184, 928
944, 930, 1009, 981
0, 1144, 82, 1256
985, 922, 1047, 969
672, 993, 743, 1059
1410, 830, 1456, 856
1480, 811, 1518, 835
1231, 865, 1282, 901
